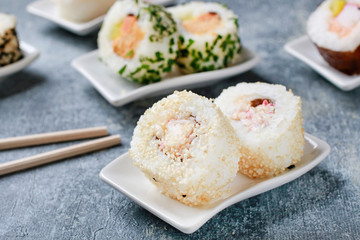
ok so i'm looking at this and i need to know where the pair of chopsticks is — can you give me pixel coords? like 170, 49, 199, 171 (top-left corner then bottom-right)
0, 126, 121, 176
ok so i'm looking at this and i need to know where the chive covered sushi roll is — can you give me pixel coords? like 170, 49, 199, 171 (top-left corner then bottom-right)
129, 91, 241, 206
53, 0, 116, 22
307, 0, 360, 75
215, 83, 305, 179
168, 2, 243, 73
0, 13, 22, 67
98, 0, 178, 84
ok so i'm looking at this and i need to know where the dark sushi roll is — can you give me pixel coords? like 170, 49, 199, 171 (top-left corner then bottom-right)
307, 0, 360, 75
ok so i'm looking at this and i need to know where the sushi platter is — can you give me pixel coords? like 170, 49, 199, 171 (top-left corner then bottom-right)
71, 47, 260, 106
3, 0, 360, 238
100, 133, 330, 234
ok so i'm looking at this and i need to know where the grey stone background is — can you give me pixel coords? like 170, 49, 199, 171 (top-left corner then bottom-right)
1, 0, 359, 239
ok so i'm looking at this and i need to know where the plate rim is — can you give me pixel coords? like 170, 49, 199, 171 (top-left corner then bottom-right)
99, 133, 330, 234
284, 35, 360, 91
0, 41, 40, 78
71, 47, 261, 107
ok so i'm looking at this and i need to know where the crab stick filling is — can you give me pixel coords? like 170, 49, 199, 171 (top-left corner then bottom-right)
182, 12, 221, 35
111, 14, 144, 59
231, 98, 275, 131
329, 1, 360, 37
155, 117, 199, 162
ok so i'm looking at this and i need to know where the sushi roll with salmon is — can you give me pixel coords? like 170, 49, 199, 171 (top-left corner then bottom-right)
307, 0, 360, 75
52, 0, 117, 22
130, 91, 241, 206
98, 0, 178, 84
215, 83, 304, 179
168, 2, 243, 73
0, 13, 22, 67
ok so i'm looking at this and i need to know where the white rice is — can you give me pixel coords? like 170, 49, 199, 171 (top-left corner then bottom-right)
53, 0, 116, 22
168, 2, 243, 73
215, 82, 304, 178
0, 13, 16, 34
129, 90, 241, 206
98, 0, 178, 84
307, 0, 360, 52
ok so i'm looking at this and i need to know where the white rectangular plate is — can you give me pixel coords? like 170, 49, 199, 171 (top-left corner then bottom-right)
72, 48, 260, 106
26, 0, 105, 36
100, 133, 330, 234
26, 0, 177, 36
284, 35, 360, 91
0, 41, 40, 79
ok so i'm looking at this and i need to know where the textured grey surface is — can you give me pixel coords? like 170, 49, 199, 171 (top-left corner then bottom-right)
0, 0, 359, 239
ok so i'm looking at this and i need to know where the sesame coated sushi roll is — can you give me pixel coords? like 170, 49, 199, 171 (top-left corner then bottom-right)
98, 0, 178, 84
129, 91, 241, 206
0, 13, 22, 67
215, 83, 305, 179
307, 0, 360, 75
52, 0, 116, 22
168, 2, 243, 73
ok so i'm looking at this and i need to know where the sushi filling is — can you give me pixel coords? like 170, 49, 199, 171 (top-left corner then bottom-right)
231, 98, 275, 131
112, 14, 144, 59
182, 12, 221, 35
154, 116, 199, 162
329, 1, 360, 37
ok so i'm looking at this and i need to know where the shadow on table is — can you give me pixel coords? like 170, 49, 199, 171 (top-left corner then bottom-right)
197, 165, 345, 238
0, 70, 46, 99
40, 25, 98, 51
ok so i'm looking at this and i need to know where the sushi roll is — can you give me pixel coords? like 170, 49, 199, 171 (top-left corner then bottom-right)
168, 2, 243, 73
307, 0, 360, 75
98, 0, 178, 84
52, 0, 117, 22
0, 13, 22, 67
215, 83, 305, 179
129, 91, 241, 206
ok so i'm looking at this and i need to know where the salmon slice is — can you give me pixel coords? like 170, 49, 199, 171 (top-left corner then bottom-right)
112, 14, 144, 59
182, 12, 221, 35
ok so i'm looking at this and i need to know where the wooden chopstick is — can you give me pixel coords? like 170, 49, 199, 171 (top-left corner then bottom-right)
0, 126, 109, 150
0, 134, 121, 176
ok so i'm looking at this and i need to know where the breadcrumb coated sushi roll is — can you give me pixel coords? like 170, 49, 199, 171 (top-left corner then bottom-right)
307, 0, 360, 75
130, 91, 241, 206
215, 83, 305, 179
52, 0, 116, 22
168, 2, 243, 73
0, 13, 22, 67
98, 0, 178, 84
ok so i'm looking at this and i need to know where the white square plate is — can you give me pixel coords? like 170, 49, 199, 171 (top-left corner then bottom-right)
0, 41, 40, 79
26, 0, 105, 36
284, 35, 360, 91
72, 48, 261, 106
26, 0, 177, 36
100, 133, 330, 234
